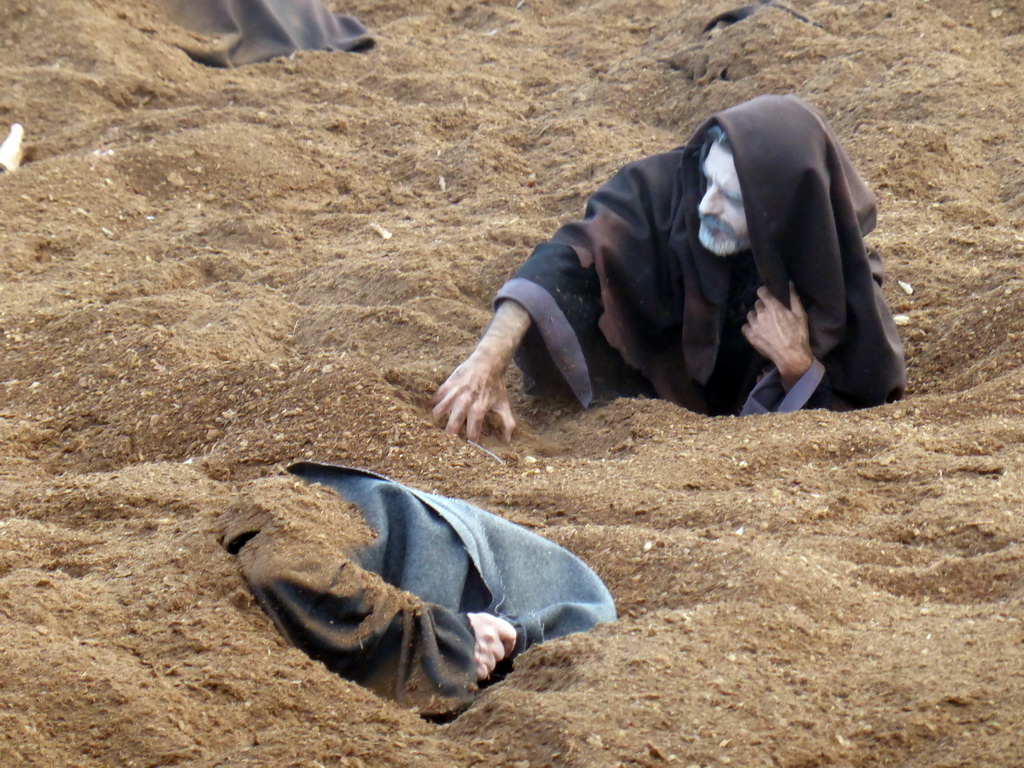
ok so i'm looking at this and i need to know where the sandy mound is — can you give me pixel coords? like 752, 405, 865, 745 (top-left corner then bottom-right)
1, 0, 1022, 765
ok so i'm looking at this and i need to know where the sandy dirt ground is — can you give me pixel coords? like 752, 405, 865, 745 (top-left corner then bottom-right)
2, 0, 1023, 765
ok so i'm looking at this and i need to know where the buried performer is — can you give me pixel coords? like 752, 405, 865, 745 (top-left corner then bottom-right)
432, 95, 907, 442
154, 0, 373, 67
221, 462, 615, 716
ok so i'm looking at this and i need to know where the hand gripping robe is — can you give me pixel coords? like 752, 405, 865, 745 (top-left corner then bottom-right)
497, 94, 906, 415
222, 462, 615, 716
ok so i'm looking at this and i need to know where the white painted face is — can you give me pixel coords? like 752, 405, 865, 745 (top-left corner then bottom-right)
698, 140, 750, 257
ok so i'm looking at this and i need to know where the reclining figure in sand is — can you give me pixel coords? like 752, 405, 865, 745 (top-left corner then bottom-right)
221, 462, 615, 717
433, 95, 907, 443
153, 0, 373, 67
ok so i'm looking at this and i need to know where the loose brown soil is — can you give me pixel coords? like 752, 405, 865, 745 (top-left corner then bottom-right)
2, 0, 1023, 766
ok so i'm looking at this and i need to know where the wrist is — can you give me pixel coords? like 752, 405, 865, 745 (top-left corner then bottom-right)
476, 304, 530, 369
777, 353, 814, 390
469, 342, 509, 374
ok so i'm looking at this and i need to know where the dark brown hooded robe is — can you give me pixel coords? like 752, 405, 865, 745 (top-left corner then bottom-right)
496, 94, 906, 415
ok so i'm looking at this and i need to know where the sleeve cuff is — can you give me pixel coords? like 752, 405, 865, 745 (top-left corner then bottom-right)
739, 359, 826, 416
494, 278, 593, 407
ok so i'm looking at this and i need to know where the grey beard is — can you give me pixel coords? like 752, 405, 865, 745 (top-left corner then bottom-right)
699, 216, 750, 257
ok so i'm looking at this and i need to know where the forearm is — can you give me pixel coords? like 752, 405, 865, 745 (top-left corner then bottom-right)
474, 300, 532, 370
242, 551, 478, 715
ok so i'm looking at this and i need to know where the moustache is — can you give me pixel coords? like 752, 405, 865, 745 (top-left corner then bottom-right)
699, 214, 737, 239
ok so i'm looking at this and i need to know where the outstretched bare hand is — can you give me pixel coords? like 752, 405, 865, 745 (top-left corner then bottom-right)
431, 351, 517, 443
466, 612, 517, 681
431, 300, 531, 443
741, 282, 814, 390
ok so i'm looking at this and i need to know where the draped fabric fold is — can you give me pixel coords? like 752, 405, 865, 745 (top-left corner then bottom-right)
156, 0, 373, 67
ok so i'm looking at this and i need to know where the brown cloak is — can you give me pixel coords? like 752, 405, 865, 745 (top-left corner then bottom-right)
499, 94, 905, 414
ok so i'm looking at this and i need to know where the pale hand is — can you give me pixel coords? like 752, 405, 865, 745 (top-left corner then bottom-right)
431, 351, 516, 442
466, 612, 517, 680
741, 283, 814, 390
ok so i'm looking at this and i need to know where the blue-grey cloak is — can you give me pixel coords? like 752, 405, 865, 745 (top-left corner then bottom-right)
224, 462, 615, 715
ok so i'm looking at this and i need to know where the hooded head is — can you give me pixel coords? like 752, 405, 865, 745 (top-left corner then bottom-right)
696, 125, 751, 257
679, 95, 901, 400
684, 96, 878, 307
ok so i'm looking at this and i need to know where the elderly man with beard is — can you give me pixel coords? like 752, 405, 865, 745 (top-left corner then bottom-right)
432, 94, 906, 442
